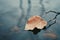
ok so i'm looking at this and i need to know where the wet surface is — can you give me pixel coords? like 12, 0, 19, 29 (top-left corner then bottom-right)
0, 0, 60, 40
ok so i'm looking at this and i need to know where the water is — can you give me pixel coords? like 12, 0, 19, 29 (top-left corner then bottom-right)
0, 0, 60, 40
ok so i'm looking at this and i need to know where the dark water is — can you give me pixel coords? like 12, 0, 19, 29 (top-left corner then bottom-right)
0, 0, 60, 40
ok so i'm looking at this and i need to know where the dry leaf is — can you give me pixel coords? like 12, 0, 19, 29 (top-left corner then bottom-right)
25, 16, 47, 30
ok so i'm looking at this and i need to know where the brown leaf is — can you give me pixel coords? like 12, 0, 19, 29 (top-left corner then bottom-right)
43, 33, 57, 39
25, 16, 47, 30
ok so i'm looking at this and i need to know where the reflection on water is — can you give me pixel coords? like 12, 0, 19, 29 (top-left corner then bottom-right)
0, 0, 60, 40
